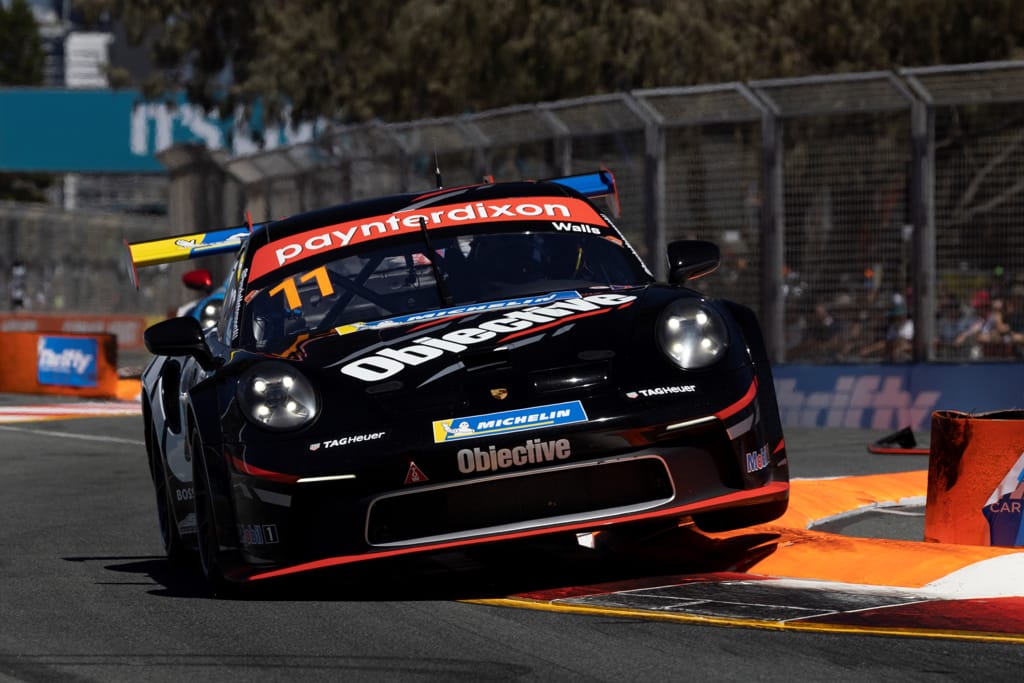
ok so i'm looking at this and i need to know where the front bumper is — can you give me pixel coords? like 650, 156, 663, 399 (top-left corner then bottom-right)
219, 378, 789, 582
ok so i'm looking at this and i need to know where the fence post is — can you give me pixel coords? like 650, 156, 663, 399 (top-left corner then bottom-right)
909, 98, 937, 362
759, 110, 786, 364
537, 108, 572, 177
627, 95, 667, 281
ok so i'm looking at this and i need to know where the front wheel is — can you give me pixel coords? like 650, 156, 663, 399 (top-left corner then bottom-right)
149, 423, 190, 565
191, 431, 238, 598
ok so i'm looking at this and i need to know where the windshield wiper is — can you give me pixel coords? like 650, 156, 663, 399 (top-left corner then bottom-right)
419, 217, 454, 307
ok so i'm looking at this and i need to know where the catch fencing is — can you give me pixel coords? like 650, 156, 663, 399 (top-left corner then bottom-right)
3, 61, 1023, 364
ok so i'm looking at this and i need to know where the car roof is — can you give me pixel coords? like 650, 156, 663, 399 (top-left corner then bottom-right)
241, 179, 614, 282
251, 179, 586, 245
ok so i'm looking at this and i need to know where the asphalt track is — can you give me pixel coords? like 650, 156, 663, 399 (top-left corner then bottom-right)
1, 392, 1023, 682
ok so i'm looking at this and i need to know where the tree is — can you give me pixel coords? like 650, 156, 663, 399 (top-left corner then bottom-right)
0, 0, 51, 201
0, 0, 45, 84
76, 0, 1024, 125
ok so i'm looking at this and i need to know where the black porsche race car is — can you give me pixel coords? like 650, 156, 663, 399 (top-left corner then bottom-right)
128, 170, 789, 594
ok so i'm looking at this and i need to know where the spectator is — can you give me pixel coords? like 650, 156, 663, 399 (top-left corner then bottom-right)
1006, 285, 1024, 332
805, 303, 844, 356
860, 295, 913, 362
978, 298, 1021, 343
935, 292, 962, 344
9, 259, 27, 310
953, 290, 991, 350
884, 303, 914, 362
955, 294, 1023, 358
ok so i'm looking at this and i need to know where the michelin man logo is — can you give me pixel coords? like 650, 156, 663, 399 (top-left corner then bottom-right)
443, 421, 476, 437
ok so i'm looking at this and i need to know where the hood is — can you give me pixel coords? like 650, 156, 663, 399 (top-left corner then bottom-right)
284, 285, 744, 414
296, 287, 646, 389
222, 284, 754, 471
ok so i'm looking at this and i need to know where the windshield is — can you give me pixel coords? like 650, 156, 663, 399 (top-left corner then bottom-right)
238, 229, 650, 353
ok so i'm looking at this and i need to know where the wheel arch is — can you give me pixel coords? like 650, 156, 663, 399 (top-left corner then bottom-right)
185, 395, 240, 565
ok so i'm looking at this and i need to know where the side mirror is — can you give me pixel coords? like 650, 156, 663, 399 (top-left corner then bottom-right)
666, 240, 720, 285
144, 316, 221, 371
182, 269, 214, 293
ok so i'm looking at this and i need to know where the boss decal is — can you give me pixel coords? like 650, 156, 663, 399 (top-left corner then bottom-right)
308, 431, 386, 451
625, 384, 697, 399
457, 438, 571, 474
433, 401, 587, 443
745, 444, 770, 473
340, 293, 636, 382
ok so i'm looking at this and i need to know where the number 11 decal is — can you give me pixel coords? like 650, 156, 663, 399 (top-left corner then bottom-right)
268, 265, 335, 309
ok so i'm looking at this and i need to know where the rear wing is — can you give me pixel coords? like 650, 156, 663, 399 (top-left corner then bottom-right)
544, 168, 621, 217
123, 223, 261, 289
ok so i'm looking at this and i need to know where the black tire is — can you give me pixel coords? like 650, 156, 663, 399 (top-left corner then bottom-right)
691, 498, 789, 533
149, 423, 190, 565
191, 430, 239, 598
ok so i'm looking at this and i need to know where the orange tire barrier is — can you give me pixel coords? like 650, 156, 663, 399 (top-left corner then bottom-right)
925, 410, 1024, 547
0, 331, 120, 398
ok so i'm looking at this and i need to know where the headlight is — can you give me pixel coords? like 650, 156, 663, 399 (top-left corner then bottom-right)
198, 300, 222, 329
237, 362, 318, 431
657, 299, 729, 369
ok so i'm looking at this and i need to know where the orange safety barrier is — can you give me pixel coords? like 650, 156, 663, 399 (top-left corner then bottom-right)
0, 331, 120, 398
925, 410, 1024, 547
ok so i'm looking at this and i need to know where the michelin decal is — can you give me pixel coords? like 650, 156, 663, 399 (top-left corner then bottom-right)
433, 401, 588, 443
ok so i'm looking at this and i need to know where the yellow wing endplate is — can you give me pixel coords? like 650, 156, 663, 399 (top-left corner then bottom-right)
124, 224, 259, 288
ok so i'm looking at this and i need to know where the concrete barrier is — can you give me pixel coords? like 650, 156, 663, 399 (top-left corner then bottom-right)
925, 410, 1024, 547
0, 313, 158, 350
0, 331, 120, 398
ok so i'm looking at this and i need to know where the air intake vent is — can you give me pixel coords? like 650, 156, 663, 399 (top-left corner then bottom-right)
366, 456, 672, 545
530, 361, 609, 393
459, 347, 511, 372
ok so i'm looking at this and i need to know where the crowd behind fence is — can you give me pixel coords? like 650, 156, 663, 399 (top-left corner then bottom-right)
2, 61, 1023, 365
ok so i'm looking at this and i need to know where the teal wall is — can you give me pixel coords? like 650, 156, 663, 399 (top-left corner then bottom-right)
0, 89, 321, 173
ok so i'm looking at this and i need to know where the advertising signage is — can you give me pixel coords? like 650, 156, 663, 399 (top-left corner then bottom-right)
0, 89, 322, 173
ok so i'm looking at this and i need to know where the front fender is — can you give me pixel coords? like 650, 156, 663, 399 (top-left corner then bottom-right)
724, 300, 785, 454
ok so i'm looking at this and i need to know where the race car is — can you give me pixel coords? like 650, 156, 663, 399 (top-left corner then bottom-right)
177, 268, 227, 329
127, 170, 789, 595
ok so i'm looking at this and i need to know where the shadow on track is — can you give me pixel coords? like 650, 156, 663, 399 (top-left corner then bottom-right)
67, 521, 784, 601
65, 554, 212, 598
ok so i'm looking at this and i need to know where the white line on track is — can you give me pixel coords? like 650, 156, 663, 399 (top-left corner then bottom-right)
0, 424, 144, 446
873, 507, 925, 517
0, 402, 141, 423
